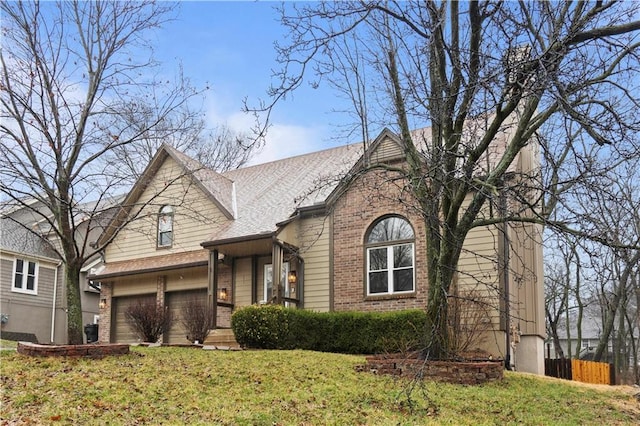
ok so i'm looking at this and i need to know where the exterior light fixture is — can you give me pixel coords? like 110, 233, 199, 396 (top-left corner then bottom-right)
288, 270, 297, 285
218, 287, 228, 301
99, 298, 107, 309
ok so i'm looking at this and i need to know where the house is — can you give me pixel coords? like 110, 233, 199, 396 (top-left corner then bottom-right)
92, 126, 545, 374
0, 199, 101, 344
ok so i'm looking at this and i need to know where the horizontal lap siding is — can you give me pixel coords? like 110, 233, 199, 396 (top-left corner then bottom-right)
297, 216, 331, 312
165, 267, 208, 292
112, 275, 157, 297
510, 222, 545, 336
234, 257, 252, 308
0, 258, 58, 343
105, 158, 229, 263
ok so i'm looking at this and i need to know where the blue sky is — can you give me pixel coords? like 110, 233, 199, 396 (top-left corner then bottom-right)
153, 1, 357, 165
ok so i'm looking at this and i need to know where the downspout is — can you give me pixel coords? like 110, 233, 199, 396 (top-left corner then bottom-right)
50, 260, 63, 343
500, 190, 512, 370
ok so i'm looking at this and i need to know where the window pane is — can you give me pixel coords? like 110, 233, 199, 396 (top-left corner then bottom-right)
159, 231, 172, 246
369, 248, 387, 270
14, 260, 23, 288
393, 269, 414, 292
27, 261, 36, 275
394, 244, 413, 268
158, 215, 172, 232
367, 217, 414, 243
14, 272, 23, 289
369, 271, 388, 293
26, 275, 35, 291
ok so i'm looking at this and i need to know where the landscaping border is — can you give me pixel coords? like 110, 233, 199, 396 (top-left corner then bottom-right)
357, 354, 503, 385
17, 342, 129, 358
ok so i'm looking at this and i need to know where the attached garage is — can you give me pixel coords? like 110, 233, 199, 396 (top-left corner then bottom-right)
112, 294, 155, 344
165, 288, 207, 344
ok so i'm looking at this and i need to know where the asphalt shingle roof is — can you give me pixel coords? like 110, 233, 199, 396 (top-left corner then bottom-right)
212, 143, 363, 241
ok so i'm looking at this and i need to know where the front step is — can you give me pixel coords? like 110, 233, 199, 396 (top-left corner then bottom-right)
203, 328, 240, 349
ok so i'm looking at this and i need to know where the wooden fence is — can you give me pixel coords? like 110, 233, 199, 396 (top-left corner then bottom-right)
545, 358, 614, 385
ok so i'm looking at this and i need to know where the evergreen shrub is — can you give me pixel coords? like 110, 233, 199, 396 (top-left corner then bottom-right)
231, 305, 427, 353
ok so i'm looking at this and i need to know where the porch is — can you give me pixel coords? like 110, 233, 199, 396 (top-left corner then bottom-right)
204, 234, 303, 330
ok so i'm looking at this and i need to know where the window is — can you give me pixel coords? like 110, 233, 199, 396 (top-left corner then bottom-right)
365, 216, 415, 295
263, 262, 289, 303
13, 258, 38, 295
157, 205, 174, 248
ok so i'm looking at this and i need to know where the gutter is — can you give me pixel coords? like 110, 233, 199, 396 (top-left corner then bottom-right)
50, 259, 63, 343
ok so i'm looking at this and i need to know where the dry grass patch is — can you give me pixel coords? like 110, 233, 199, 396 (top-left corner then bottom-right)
1, 346, 638, 425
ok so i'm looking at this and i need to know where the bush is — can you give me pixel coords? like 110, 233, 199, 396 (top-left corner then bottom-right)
231, 304, 290, 349
125, 298, 173, 343
180, 296, 215, 344
231, 305, 428, 354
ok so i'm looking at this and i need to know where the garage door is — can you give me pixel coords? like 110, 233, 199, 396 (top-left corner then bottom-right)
112, 294, 155, 344
165, 289, 208, 344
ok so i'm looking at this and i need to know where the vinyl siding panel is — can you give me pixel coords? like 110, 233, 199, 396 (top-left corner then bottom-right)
111, 275, 157, 297
165, 267, 208, 292
298, 215, 331, 312
370, 137, 403, 163
0, 257, 56, 308
234, 257, 253, 308
458, 224, 502, 328
105, 157, 230, 263
510, 222, 545, 336
0, 256, 58, 343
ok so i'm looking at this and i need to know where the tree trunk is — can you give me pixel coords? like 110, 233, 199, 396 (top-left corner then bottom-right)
65, 263, 84, 344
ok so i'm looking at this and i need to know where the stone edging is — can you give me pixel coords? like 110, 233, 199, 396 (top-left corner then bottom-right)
356, 354, 504, 385
17, 342, 129, 358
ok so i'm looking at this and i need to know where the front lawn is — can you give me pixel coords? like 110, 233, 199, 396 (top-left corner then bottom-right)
1, 346, 637, 425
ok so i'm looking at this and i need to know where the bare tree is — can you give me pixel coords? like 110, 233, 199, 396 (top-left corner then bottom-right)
0, 2, 252, 344
251, 1, 640, 359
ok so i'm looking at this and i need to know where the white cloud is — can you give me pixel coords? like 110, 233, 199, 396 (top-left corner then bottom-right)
203, 97, 331, 166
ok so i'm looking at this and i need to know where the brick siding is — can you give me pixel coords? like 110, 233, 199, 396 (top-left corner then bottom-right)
332, 168, 428, 312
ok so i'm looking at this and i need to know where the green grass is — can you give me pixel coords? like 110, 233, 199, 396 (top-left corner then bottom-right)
1, 346, 638, 425
0, 339, 18, 350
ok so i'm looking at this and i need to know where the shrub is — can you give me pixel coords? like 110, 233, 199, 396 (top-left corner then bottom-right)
231, 305, 428, 354
180, 296, 214, 344
231, 304, 290, 349
125, 298, 173, 343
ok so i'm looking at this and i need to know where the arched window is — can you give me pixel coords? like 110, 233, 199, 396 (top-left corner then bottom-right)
157, 205, 174, 248
365, 216, 415, 295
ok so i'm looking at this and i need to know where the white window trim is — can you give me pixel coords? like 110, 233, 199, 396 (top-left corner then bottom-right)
263, 262, 290, 303
12, 258, 38, 295
366, 242, 415, 296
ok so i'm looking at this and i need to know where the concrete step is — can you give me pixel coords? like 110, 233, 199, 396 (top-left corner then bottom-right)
203, 328, 240, 348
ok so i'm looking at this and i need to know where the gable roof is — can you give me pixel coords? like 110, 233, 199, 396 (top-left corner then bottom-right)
204, 143, 364, 243
98, 144, 236, 246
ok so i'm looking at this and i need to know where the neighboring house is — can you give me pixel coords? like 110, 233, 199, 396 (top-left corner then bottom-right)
0, 199, 102, 344
546, 313, 630, 363
92, 126, 545, 374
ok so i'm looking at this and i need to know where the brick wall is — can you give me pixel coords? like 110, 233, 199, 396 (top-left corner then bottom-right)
358, 354, 504, 384
332, 168, 428, 312
98, 282, 113, 343
18, 341, 129, 358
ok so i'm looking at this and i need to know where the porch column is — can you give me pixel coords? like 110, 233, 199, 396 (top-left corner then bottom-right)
98, 282, 113, 343
272, 243, 283, 304
251, 255, 258, 304
208, 249, 218, 329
